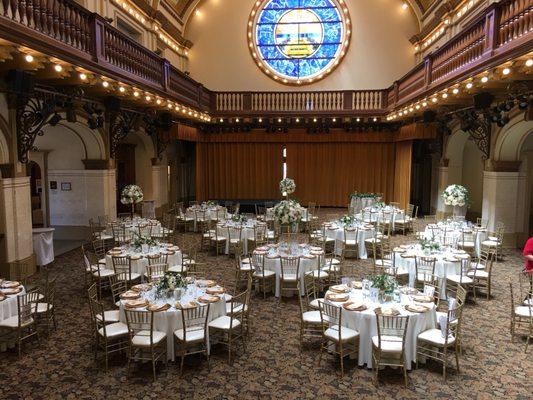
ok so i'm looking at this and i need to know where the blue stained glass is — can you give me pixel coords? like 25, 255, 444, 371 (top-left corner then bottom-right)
254, 0, 347, 82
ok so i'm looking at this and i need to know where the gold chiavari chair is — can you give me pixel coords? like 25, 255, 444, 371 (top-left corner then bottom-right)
82, 244, 103, 289
318, 301, 359, 377
372, 313, 410, 387
279, 256, 301, 302
145, 263, 169, 283
342, 227, 359, 259
510, 277, 533, 352
91, 258, 116, 300
252, 252, 275, 299
424, 215, 437, 224
88, 297, 129, 370
415, 256, 437, 289
481, 222, 505, 260
417, 304, 463, 380
208, 290, 247, 365
89, 218, 113, 242
200, 219, 214, 252
137, 223, 153, 238
35, 277, 57, 334
108, 275, 128, 308
174, 303, 211, 375
112, 255, 141, 288
91, 238, 108, 260
227, 275, 253, 337
227, 225, 243, 258
89, 282, 120, 323
466, 250, 495, 299
0, 291, 40, 357
125, 309, 167, 381
112, 224, 132, 246
393, 209, 410, 235
194, 209, 208, 233
147, 253, 168, 265
445, 257, 475, 299
458, 230, 477, 257
298, 275, 324, 349
248, 223, 267, 252
209, 223, 227, 256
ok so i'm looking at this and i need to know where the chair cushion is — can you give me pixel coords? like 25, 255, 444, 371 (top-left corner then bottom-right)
418, 328, 455, 346
345, 239, 358, 246
302, 310, 322, 324
36, 303, 53, 313
305, 270, 329, 279
226, 302, 247, 314
481, 240, 498, 247
93, 269, 115, 278
322, 265, 340, 273
96, 310, 120, 323
436, 311, 459, 326
131, 330, 166, 347
523, 299, 533, 307
120, 272, 141, 282
446, 274, 474, 284
515, 306, 533, 318
375, 259, 392, 267
371, 335, 404, 352
98, 322, 129, 338
208, 315, 241, 330
458, 241, 475, 248
174, 328, 205, 342
281, 274, 298, 282
324, 325, 359, 342
0, 315, 34, 328
326, 258, 341, 265
365, 238, 381, 244
309, 298, 324, 310
467, 270, 489, 278
253, 269, 276, 278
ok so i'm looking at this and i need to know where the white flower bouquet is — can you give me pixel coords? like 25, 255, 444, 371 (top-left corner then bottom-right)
442, 185, 469, 207
279, 178, 296, 195
120, 184, 144, 205
273, 199, 304, 225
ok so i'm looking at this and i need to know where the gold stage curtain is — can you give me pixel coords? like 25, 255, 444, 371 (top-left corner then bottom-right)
286, 142, 398, 207
196, 142, 283, 201
393, 140, 413, 210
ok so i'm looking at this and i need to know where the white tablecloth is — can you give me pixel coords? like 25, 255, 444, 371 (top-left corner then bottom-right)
105, 247, 182, 278
118, 285, 226, 361
32, 228, 55, 266
324, 226, 374, 259
423, 225, 487, 257
185, 206, 226, 230
106, 219, 162, 236
216, 224, 255, 255
332, 289, 437, 369
0, 285, 26, 351
350, 197, 379, 213
356, 207, 402, 231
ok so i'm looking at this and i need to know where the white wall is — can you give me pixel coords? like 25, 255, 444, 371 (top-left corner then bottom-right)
185, 0, 418, 90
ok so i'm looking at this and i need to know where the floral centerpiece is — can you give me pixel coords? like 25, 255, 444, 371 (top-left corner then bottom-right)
273, 199, 304, 226
371, 274, 397, 302
442, 184, 469, 217
155, 271, 187, 299
205, 200, 217, 207
231, 214, 248, 224
120, 184, 144, 218
279, 178, 296, 197
420, 238, 440, 253
339, 215, 355, 226
351, 192, 380, 199
374, 201, 386, 209
132, 234, 156, 252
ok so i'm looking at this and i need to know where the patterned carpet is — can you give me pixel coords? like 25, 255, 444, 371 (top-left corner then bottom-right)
1, 210, 531, 400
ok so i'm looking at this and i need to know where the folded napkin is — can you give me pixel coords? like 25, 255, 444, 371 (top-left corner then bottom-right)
206, 286, 225, 295
131, 283, 152, 292
405, 304, 429, 313
325, 293, 349, 302
266, 254, 279, 259
1, 287, 23, 295
124, 299, 149, 309
343, 301, 367, 311
350, 281, 363, 289
120, 290, 141, 300
1, 281, 20, 289
303, 254, 315, 259
400, 244, 411, 249
175, 301, 198, 309
399, 286, 419, 295
310, 250, 324, 255
413, 295, 433, 303
330, 284, 350, 294
168, 246, 180, 251
376, 307, 400, 316
198, 295, 220, 304
196, 279, 216, 288
130, 255, 142, 260
309, 246, 322, 251
147, 303, 171, 312
393, 247, 406, 253
452, 249, 467, 254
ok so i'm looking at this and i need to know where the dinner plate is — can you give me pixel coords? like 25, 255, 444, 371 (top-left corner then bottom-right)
342, 302, 367, 311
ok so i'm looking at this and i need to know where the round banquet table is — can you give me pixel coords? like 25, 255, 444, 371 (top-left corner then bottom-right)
105, 245, 182, 278
350, 196, 379, 214
0, 283, 26, 351
327, 288, 437, 369
185, 206, 226, 230
118, 284, 227, 361
423, 223, 487, 257
323, 223, 374, 259
257, 244, 323, 297
216, 220, 263, 255
355, 206, 403, 231
393, 245, 468, 295
106, 218, 163, 236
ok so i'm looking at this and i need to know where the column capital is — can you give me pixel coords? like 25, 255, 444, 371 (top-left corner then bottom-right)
486, 160, 522, 172
82, 159, 112, 170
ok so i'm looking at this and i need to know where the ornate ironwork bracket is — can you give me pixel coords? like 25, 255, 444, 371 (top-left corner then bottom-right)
11, 92, 58, 163
456, 110, 491, 160
143, 112, 172, 160
109, 110, 139, 158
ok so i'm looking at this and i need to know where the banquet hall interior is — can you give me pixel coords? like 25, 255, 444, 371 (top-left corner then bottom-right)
0, 0, 532, 398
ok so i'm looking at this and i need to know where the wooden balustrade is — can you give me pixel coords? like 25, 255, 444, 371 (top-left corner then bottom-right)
0, 0, 531, 116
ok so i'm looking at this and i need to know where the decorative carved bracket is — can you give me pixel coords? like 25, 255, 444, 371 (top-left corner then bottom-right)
109, 110, 139, 158
12, 92, 58, 163
143, 111, 172, 159
456, 110, 491, 160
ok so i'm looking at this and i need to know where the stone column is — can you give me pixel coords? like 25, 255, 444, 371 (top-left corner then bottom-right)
151, 159, 169, 216
481, 167, 525, 247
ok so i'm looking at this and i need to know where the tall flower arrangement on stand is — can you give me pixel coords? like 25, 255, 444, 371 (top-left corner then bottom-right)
442, 184, 469, 217
120, 184, 144, 218
279, 178, 296, 198
274, 178, 304, 229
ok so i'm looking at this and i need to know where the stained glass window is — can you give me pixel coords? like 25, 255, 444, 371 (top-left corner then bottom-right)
249, 0, 351, 85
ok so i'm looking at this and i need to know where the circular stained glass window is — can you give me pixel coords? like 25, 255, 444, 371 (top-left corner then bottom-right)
248, 0, 351, 85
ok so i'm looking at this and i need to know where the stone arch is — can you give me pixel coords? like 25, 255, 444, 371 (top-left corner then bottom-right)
492, 112, 533, 162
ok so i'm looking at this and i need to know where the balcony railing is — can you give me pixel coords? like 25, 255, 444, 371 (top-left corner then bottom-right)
0, 0, 531, 117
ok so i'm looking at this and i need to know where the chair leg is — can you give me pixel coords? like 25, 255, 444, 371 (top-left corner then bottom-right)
152, 352, 157, 381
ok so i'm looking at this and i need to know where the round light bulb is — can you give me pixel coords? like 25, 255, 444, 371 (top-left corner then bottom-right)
79, 73, 87, 80
502, 67, 511, 75
526, 59, 533, 67
133, 91, 139, 97
102, 81, 109, 88
24, 54, 34, 63
119, 86, 125, 93
452, 88, 459, 94
54, 64, 63, 72
466, 82, 473, 89
481, 76, 489, 83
